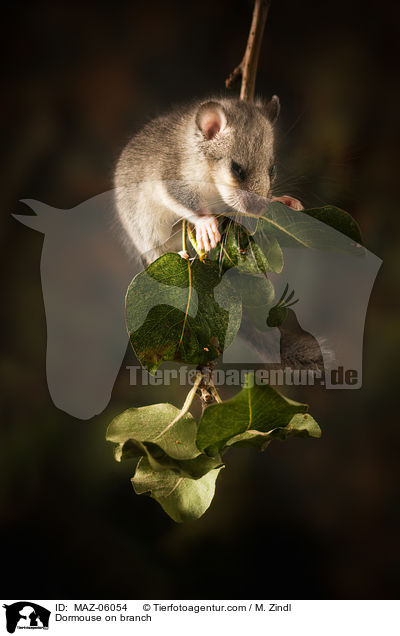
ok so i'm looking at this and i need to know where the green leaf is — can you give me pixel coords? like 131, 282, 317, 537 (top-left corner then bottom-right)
132, 457, 223, 523
113, 438, 147, 462
107, 402, 199, 460
177, 453, 224, 480
219, 220, 283, 274
254, 201, 363, 253
226, 270, 274, 309
251, 236, 283, 274
302, 205, 363, 244
196, 374, 320, 453
106, 379, 224, 481
224, 413, 321, 450
126, 253, 242, 373
221, 268, 276, 333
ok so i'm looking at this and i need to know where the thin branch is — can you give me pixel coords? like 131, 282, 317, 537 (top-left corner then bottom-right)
225, 0, 271, 102
209, 382, 223, 404
177, 372, 203, 418
181, 219, 187, 253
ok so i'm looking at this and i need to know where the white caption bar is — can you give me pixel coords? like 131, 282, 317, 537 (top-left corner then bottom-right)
1, 599, 399, 636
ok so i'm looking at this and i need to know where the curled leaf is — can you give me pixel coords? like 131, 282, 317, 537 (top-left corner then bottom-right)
132, 457, 223, 523
197, 374, 320, 454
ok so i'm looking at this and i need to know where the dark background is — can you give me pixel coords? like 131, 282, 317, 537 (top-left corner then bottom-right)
1, 0, 399, 599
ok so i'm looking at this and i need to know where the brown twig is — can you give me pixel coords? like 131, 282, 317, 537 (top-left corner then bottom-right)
225, 0, 271, 102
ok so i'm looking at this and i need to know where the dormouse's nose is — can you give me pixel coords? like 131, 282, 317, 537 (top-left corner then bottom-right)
239, 189, 270, 216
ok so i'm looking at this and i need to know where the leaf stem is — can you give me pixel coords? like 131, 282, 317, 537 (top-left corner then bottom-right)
153, 372, 203, 440
151, 373, 202, 442
209, 382, 223, 404
177, 258, 192, 349
178, 372, 203, 419
182, 219, 187, 253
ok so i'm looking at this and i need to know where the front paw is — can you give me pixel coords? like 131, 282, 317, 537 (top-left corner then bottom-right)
271, 195, 304, 211
195, 216, 221, 251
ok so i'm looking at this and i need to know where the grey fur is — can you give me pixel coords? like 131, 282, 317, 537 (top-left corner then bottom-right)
114, 96, 279, 263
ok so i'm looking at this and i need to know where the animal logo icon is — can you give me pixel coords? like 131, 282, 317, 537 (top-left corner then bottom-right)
2, 602, 50, 633
14, 189, 382, 419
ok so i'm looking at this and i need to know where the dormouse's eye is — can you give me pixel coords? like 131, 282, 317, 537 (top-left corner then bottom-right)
268, 163, 277, 180
231, 160, 246, 181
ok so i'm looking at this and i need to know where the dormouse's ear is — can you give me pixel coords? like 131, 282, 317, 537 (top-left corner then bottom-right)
261, 95, 280, 124
196, 101, 227, 140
